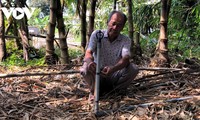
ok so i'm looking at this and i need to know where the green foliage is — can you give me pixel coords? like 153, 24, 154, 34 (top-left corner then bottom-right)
28, 0, 50, 16
1, 51, 45, 67
28, 8, 49, 31
54, 45, 82, 60
62, 2, 81, 41
132, 0, 200, 61
27, 4, 50, 35
167, 0, 200, 60
132, 1, 160, 34
1, 42, 81, 67
64, 0, 75, 5
2, 52, 25, 66
1, 40, 45, 67
68, 48, 82, 59
6, 40, 18, 54
26, 57, 45, 66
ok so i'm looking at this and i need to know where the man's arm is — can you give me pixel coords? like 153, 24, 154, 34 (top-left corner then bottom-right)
83, 49, 94, 64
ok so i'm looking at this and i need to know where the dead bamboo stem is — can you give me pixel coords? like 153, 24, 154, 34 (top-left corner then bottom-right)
139, 67, 189, 71
135, 67, 199, 82
0, 70, 80, 78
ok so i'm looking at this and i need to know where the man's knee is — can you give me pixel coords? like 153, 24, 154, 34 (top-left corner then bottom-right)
130, 63, 139, 76
133, 64, 139, 74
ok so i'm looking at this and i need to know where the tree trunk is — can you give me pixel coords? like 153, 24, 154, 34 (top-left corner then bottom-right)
45, 0, 58, 65
13, 19, 22, 50
4, 1, 22, 50
87, 0, 96, 47
113, 0, 117, 10
0, 2, 6, 61
56, 0, 69, 64
150, 0, 171, 67
80, 0, 87, 53
18, 28, 29, 61
127, 0, 135, 58
5, 0, 12, 35
135, 31, 142, 56
16, 0, 30, 61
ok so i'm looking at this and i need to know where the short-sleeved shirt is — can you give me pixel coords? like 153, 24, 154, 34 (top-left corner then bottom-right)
87, 30, 131, 68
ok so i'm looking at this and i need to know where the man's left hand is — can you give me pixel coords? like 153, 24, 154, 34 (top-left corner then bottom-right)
101, 66, 114, 76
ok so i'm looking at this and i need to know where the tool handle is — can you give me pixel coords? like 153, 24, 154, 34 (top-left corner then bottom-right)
96, 30, 104, 41
94, 30, 104, 114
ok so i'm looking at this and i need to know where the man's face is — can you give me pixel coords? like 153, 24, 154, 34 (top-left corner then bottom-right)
107, 13, 124, 38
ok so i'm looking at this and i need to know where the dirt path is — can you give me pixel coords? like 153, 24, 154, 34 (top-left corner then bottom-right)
31, 36, 81, 49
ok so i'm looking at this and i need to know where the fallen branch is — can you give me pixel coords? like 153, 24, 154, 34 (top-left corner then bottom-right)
5, 35, 31, 40
29, 33, 60, 40
134, 71, 182, 83
139, 67, 188, 71
18, 64, 82, 73
0, 70, 80, 78
68, 43, 81, 48
134, 80, 184, 91
134, 71, 179, 82
135, 68, 199, 82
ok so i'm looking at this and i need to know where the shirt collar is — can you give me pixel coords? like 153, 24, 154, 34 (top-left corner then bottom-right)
104, 30, 121, 41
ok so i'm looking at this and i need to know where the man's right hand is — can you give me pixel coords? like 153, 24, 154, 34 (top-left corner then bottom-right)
88, 62, 96, 75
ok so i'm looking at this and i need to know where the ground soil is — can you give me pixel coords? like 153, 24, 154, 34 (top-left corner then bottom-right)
0, 60, 199, 120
